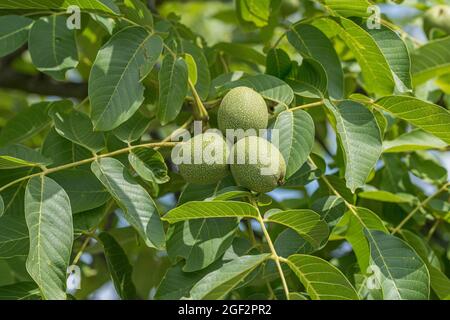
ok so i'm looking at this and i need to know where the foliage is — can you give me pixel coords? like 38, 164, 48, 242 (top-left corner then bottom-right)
0, 0, 449, 300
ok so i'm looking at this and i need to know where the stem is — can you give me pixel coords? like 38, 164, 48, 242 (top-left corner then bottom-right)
188, 79, 209, 121
272, 32, 286, 48
391, 182, 449, 235
250, 199, 290, 300
72, 236, 92, 266
0, 141, 178, 193
289, 100, 324, 112
426, 219, 441, 241
245, 219, 258, 248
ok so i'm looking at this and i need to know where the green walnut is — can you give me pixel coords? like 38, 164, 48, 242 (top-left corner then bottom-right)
218, 86, 268, 135
177, 132, 230, 185
230, 136, 286, 193
423, 5, 450, 36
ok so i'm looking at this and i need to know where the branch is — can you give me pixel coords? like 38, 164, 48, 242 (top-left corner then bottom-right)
0, 67, 88, 99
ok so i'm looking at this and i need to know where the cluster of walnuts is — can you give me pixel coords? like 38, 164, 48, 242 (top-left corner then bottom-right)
177, 87, 286, 193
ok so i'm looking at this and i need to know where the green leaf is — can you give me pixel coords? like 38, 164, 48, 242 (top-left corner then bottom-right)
73, 204, 109, 234
266, 210, 329, 250
400, 230, 441, 271
365, 230, 430, 300
326, 100, 382, 192
0, 282, 40, 300
287, 23, 344, 99
182, 40, 211, 100
49, 168, 110, 213
274, 110, 315, 178
311, 196, 346, 228
287, 58, 328, 98
155, 262, 222, 300
286, 254, 359, 300
0, 195, 3, 217
25, 176, 73, 300
128, 147, 169, 186
0, 0, 119, 14
0, 15, 33, 58
0, 213, 29, 259
428, 266, 450, 300
358, 190, 414, 204
112, 111, 150, 143
266, 48, 292, 79
41, 129, 91, 167
383, 129, 447, 153
189, 254, 270, 299
412, 36, 450, 85
407, 151, 447, 184
49, 100, 105, 153
0, 144, 51, 169
344, 207, 388, 272
184, 53, 197, 85
214, 42, 266, 66
363, 24, 412, 92
28, 15, 78, 80
374, 96, 450, 144
285, 154, 325, 187
0, 102, 51, 147
120, 0, 153, 28
157, 54, 189, 125
320, 17, 395, 95
99, 232, 137, 300
236, 0, 271, 27
167, 218, 239, 272
89, 27, 162, 131
163, 201, 259, 224
222, 74, 294, 107
318, 0, 371, 17
91, 157, 165, 249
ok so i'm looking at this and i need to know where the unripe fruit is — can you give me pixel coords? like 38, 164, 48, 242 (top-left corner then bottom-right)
230, 136, 286, 193
177, 132, 230, 185
423, 5, 450, 36
218, 86, 268, 135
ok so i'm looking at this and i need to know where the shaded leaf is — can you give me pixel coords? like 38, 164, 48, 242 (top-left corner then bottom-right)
49, 100, 105, 153
99, 232, 137, 300
0, 282, 40, 300
0, 102, 51, 147
41, 129, 91, 167
288, 23, 343, 99
157, 54, 189, 125
112, 111, 150, 143
167, 218, 239, 272
49, 168, 110, 213
266, 48, 292, 79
